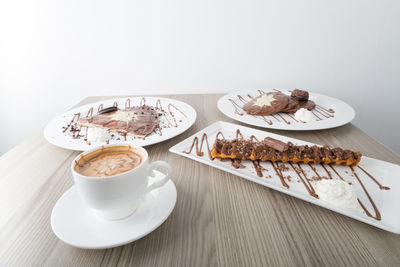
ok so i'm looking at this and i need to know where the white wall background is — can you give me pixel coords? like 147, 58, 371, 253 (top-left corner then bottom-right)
1, 0, 399, 155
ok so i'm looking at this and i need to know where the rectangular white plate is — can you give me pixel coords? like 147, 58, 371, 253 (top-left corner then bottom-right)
169, 121, 400, 234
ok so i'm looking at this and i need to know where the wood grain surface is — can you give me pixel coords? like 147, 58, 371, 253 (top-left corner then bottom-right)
0, 94, 399, 267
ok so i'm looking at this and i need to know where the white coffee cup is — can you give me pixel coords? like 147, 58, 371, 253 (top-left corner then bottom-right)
71, 144, 171, 220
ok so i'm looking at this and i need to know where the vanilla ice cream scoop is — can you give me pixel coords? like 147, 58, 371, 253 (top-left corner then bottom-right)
314, 179, 363, 213
87, 127, 112, 143
294, 108, 316, 122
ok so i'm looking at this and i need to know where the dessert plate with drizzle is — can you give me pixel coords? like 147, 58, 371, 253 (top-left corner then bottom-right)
44, 97, 197, 151
218, 89, 355, 130
169, 121, 400, 234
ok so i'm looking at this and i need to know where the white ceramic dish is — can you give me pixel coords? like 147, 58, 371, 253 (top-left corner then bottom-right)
51, 171, 177, 249
169, 121, 400, 234
217, 89, 355, 130
44, 96, 197, 151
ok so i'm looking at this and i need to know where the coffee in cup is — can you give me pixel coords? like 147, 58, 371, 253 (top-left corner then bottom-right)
71, 144, 171, 220
74, 146, 144, 177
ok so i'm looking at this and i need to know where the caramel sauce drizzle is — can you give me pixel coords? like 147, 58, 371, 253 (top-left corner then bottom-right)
97, 104, 103, 113
182, 129, 390, 221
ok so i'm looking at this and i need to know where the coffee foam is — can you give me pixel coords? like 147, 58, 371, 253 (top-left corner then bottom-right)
74, 146, 144, 177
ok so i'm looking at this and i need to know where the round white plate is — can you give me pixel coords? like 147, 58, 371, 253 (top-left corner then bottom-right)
51, 171, 177, 249
217, 89, 355, 130
44, 96, 197, 151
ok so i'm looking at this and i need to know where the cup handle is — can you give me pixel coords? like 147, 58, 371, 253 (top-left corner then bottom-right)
147, 161, 171, 192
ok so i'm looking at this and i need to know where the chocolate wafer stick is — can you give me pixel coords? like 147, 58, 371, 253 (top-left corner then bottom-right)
211, 137, 361, 166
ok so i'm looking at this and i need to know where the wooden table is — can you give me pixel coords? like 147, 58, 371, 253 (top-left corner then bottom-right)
1, 94, 400, 266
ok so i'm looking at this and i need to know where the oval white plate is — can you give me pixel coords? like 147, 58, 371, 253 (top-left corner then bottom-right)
51, 171, 177, 249
217, 89, 355, 130
44, 97, 197, 151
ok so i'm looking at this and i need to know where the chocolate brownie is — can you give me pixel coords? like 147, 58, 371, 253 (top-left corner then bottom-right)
291, 89, 309, 101
299, 100, 316, 110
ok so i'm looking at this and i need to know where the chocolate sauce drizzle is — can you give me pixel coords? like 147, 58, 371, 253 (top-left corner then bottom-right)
61, 97, 188, 143
350, 166, 382, 220
289, 162, 318, 198
183, 133, 214, 160
183, 130, 391, 221
227, 90, 336, 126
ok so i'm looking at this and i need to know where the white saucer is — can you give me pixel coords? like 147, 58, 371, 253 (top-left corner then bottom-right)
51, 171, 177, 249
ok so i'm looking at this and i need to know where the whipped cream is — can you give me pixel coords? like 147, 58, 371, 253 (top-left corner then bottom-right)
314, 179, 362, 213
254, 94, 276, 107
87, 127, 112, 143
294, 108, 315, 123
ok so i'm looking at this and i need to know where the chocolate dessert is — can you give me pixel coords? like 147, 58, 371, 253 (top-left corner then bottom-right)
183, 128, 389, 221
242, 89, 316, 116
298, 99, 316, 110
211, 136, 361, 166
280, 97, 300, 113
243, 92, 289, 116
78, 105, 160, 138
291, 89, 309, 101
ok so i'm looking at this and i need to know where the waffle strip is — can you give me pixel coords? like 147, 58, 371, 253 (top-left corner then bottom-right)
211, 138, 361, 166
